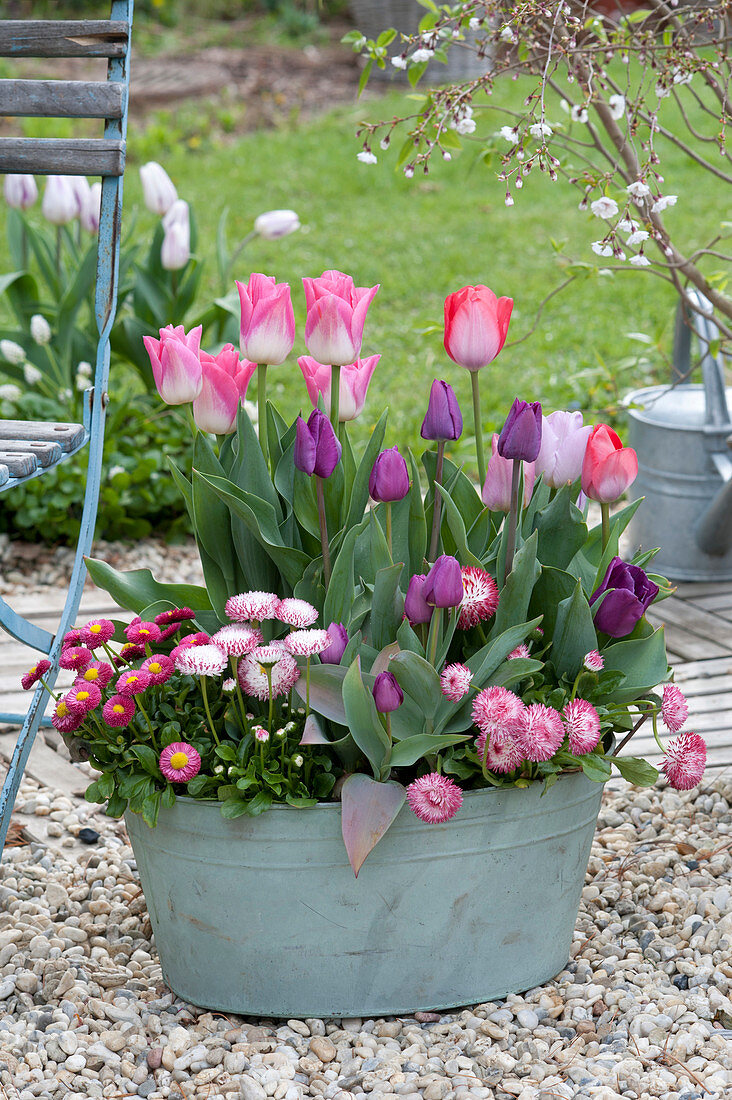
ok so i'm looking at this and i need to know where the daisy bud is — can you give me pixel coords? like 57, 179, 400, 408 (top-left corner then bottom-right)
583, 650, 604, 672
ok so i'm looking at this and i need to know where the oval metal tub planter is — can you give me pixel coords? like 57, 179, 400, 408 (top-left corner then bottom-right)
124, 770, 604, 1018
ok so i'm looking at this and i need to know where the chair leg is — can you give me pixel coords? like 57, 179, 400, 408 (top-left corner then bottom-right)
0, 677, 54, 852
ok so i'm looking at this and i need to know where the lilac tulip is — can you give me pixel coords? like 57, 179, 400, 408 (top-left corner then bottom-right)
590, 557, 659, 638
161, 200, 190, 271
421, 379, 463, 442
3, 174, 37, 211
373, 671, 403, 713
254, 209, 300, 239
482, 434, 536, 512
140, 162, 178, 216
143, 324, 203, 405
298, 354, 380, 421
404, 573, 433, 625
237, 273, 295, 365
41, 175, 77, 225
369, 447, 410, 503
497, 399, 543, 462
423, 555, 464, 609
320, 623, 349, 664
535, 410, 592, 488
302, 269, 379, 366
81, 181, 102, 233
294, 409, 342, 479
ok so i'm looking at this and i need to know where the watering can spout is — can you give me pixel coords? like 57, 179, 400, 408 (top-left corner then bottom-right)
695, 447, 732, 557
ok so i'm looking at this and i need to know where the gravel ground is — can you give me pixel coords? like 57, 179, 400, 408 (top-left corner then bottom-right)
1, 776, 732, 1100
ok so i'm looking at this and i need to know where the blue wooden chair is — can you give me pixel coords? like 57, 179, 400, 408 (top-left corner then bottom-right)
0, 2, 134, 852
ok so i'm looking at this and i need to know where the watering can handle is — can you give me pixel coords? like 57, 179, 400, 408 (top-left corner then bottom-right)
672, 288, 731, 429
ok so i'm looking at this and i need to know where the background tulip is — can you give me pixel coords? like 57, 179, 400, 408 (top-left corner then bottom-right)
161, 200, 191, 271
298, 354, 380, 421
81, 181, 102, 234
590, 557, 659, 638
373, 671, 403, 713
535, 410, 592, 488
140, 161, 177, 216
4, 174, 37, 211
302, 269, 379, 371
482, 435, 535, 511
421, 379, 463, 442
497, 398, 543, 462
581, 424, 638, 504
42, 175, 77, 226
143, 324, 202, 405
254, 209, 300, 239
369, 447, 409, 503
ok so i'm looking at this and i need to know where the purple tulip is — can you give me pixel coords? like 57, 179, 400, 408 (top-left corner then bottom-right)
590, 556, 659, 638
421, 379, 463, 442
497, 399, 543, 463
423, 555, 464, 609
373, 671, 403, 713
404, 573, 433, 625
320, 622, 349, 664
294, 409, 342, 479
369, 446, 410, 503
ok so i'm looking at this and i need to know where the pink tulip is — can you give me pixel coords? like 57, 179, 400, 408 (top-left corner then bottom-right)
302, 269, 379, 366
236, 273, 295, 365
582, 424, 638, 503
161, 199, 190, 271
201, 345, 257, 402
444, 285, 513, 371
535, 410, 592, 489
481, 434, 535, 512
143, 324, 203, 405
193, 360, 240, 435
297, 354, 380, 421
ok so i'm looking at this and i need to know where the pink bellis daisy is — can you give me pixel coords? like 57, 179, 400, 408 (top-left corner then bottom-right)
52, 698, 83, 733
64, 683, 102, 716
114, 643, 146, 665
59, 645, 94, 672
159, 741, 201, 783
141, 654, 175, 685
661, 732, 707, 790
253, 725, 270, 742
75, 660, 114, 689
457, 567, 499, 630
515, 703, 565, 762
562, 698, 601, 755
211, 624, 263, 657
61, 628, 83, 648
115, 668, 151, 696
154, 607, 195, 626
508, 643, 530, 660
584, 650, 604, 672
406, 774, 463, 824
21, 659, 51, 691
440, 663, 472, 703
125, 619, 162, 645
80, 618, 115, 648
661, 683, 689, 734
225, 591, 280, 623
476, 731, 525, 774
283, 629, 331, 657
103, 694, 135, 728
175, 644, 227, 677
238, 646, 300, 700
471, 686, 524, 739
276, 597, 319, 628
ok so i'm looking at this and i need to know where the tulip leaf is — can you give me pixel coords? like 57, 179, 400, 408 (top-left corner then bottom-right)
340, 773, 406, 877
600, 626, 669, 702
396, 617, 426, 657
434, 483, 483, 569
345, 409, 388, 534
231, 405, 282, 517
382, 450, 427, 582
300, 714, 330, 745
490, 531, 541, 639
355, 510, 391, 585
390, 650, 442, 719
369, 564, 404, 653
389, 733, 470, 768
422, 451, 484, 532
323, 517, 367, 630
302, 663, 349, 725
489, 656, 544, 688
85, 557, 212, 616
529, 565, 577, 643
532, 484, 588, 570
192, 463, 239, 622
552, 579, 598, 680
342, 657, 392, 780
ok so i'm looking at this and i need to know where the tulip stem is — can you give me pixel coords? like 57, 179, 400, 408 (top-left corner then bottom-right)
471, 372, 486, 490
426, 606, 443, 669
316, 476, 332, 587
330, 364, 341, 441
601, 502, 611, 553
257, 363, 269, 468
505, 459, 521, 578
55, 227, 62, 281
385, 501, 393, 559
428, 441, 445, 563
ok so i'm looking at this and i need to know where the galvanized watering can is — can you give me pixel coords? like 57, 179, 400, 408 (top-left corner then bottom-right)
624, 289, 732, 581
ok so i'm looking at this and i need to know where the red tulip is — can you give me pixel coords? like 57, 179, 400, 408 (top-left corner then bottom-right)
443, 285, 513, 371
302, 270, 379, 366
581, 424, 638, 503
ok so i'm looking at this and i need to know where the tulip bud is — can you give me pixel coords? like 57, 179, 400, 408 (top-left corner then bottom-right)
404, 573, 433, 625
254, 209, 300, 239
140, 161, 178, 216
373, 671, 403, 713
497, 398, 543, 462
294, 409, 342, 479
320, 622, 349, 664
41, 175, 77, 226
3, 174, 37, 211
161, 200, 190, 271
368, 446, 410, 503
423, 555, 464, 609
420, 379, 463, 442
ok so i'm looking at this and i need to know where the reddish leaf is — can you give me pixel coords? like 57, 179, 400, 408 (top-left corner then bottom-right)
300, 713, 329, 745
341, 773, 406, 877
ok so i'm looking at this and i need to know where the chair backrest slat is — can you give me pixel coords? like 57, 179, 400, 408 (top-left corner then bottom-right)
0, 137, 125, 176
0, 79, 125, 119
0, 21, 129, 58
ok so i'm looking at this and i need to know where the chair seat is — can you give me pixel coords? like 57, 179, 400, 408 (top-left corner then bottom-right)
0, 419, 86, 488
